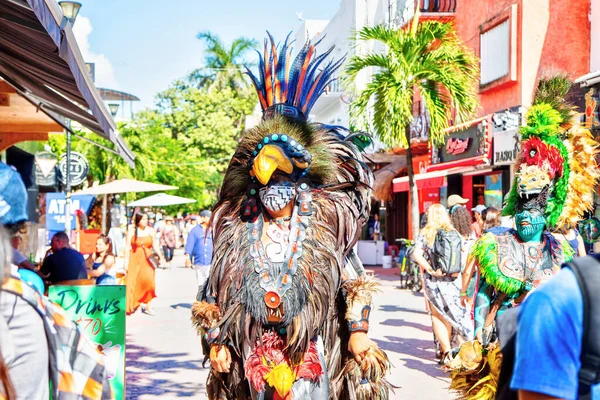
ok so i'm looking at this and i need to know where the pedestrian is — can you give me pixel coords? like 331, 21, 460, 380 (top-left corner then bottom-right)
471, 205, 487, 238
412, 203, 473, 365
505, 259, 600, 399
447, 194, 469, 212
369, 213, 381, 240
39, 231, 88, 284
450, 205, 477, 270
87, 234, 117, 285
9, 235, 36, 272
126, 212, 163, 315
185, 210, 213, 292
552, 225, 586, 257
159, 216, 177, 268
108, 198, 125, 257
0, 162, 113, 399
482, 207, 511, 235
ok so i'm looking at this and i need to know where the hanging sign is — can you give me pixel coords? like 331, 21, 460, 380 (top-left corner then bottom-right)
432, 121, 489, 164
35, 151, 58, 186
493, 129, 520, 166
49, 285, 126, 400
45, 192, 95, 231
585, 88, 600, 129
57, 152, 89, 186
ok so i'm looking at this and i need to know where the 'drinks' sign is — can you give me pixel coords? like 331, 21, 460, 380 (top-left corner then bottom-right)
49, 285, 126, 399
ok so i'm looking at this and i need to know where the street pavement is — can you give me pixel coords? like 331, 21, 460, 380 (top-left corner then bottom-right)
125, 250, 453, 399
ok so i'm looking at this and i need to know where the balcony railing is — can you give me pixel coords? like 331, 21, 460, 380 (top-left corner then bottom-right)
420, 0, 456, 13
398, 0, 456, 27
409, 111, 430, 141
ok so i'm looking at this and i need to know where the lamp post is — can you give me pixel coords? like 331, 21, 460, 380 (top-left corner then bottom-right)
58, 1, 82, 25
108, 103, 120, 118
59, 1, 81, 239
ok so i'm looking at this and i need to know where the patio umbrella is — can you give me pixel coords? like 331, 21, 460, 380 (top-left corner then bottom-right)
75, 179, 177, 195
128, 193, 196, 207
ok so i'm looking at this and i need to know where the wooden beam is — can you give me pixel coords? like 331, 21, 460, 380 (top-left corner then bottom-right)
0, 132, 49, 152
0, 123, 62, 133
0, 81, 17, 94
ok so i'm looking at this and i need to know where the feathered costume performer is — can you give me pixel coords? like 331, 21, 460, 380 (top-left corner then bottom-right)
191, 34, 391, 400
450, 84, 600, 399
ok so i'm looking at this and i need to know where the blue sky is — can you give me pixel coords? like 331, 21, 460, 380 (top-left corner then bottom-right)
73, 0, 340, 111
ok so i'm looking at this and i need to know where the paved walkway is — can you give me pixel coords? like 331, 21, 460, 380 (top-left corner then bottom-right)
125, 250, 453, 399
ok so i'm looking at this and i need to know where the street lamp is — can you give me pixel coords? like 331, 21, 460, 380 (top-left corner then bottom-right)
58, 1, 82, 25
58, 1, 81, 239
108, 103, 120, 117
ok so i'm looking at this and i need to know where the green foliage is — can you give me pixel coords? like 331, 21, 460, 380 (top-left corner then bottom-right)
533, 74, 575, 124
57, 73, 256, 214
345, 22, 479, 148
188, 31, 258, 91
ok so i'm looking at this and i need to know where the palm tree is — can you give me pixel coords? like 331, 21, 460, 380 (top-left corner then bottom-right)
345, 18, 479, 238
189, 31, 258, 90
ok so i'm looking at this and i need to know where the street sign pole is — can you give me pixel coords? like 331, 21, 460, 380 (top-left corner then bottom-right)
65, 126, 72, 238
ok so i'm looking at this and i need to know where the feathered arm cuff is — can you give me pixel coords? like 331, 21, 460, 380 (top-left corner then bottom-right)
191, 301, 221, 338
343, 276, 380, 333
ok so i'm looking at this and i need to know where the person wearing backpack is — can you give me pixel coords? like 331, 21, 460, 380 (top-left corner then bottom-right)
499, 257, 600, 400
413, 203, 473, 365
449, 92, 599, 399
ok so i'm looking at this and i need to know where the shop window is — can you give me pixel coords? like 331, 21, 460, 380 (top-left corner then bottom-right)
480, 20, 509, 85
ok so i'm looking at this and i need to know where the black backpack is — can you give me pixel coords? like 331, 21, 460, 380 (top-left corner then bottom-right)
496, 255, 600, 400
431, 229, 462, 275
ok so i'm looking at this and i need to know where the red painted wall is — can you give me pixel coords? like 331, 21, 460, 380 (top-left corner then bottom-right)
453, 0, 590, 117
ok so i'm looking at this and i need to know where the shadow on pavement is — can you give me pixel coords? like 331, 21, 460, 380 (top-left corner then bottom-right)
126, 341, 205, 398
378, 304, 429, 315
380, 318, 431, 332
373, 336, 447, 379
170, 303, 193, 309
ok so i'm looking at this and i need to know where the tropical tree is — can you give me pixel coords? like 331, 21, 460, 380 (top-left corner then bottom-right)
188, 31, 258, 91
345, 18, 479, 238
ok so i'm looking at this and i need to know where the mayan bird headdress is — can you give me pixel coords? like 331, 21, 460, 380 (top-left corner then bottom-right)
504, 77, 600, 229
216, 33, 350, 221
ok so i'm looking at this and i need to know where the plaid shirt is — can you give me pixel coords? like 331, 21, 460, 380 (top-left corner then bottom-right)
2, 278, 113, 400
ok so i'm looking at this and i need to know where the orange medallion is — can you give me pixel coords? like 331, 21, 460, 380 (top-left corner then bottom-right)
264, 291, 281, 309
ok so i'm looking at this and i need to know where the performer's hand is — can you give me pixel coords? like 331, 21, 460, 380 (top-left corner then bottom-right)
460, 295, 471, 308
210, 344, 231, 373
185, 258, 192, 269
431, 269, 444, 277
348, 331, 372, 363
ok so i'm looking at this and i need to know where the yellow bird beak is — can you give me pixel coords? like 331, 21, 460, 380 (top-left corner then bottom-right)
264, 363, 296, 398
252, 144, 294, 185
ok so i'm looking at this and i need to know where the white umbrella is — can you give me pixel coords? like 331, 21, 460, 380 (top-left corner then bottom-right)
128, 193, 196, 207
75, 179, 177, 195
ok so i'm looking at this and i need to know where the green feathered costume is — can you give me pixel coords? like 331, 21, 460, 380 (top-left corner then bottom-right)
450, 84, 598, 399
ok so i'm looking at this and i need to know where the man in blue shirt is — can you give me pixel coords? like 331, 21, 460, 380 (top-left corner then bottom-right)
185, 210, 213, 289
511, 267, 600, 399
40, 231, 87, 284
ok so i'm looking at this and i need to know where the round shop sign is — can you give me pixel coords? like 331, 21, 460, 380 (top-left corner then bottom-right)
57, 152, 89, 186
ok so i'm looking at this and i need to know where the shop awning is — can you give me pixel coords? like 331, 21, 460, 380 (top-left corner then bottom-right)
371, 155, 407, 201
392, 166, 485, 192
393, 170, 448, 192
0, 0, 135, 167
426, 155, 489, 172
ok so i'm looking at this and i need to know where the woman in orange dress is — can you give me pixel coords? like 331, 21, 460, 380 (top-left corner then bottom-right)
126, 213, 163, 315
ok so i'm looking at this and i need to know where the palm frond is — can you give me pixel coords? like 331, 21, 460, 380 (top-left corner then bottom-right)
346, 21, 478, 148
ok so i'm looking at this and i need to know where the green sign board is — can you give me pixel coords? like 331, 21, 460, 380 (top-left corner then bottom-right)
49, 285, 126, 399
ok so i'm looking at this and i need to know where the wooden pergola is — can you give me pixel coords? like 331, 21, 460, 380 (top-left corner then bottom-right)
0, 79, 63, 152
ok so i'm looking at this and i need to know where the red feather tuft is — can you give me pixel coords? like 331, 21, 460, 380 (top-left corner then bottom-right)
521, 137, 564, 178
294, 341, 324, 381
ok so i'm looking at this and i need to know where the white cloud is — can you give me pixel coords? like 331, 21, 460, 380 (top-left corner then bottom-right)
72, 16, 120, 90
